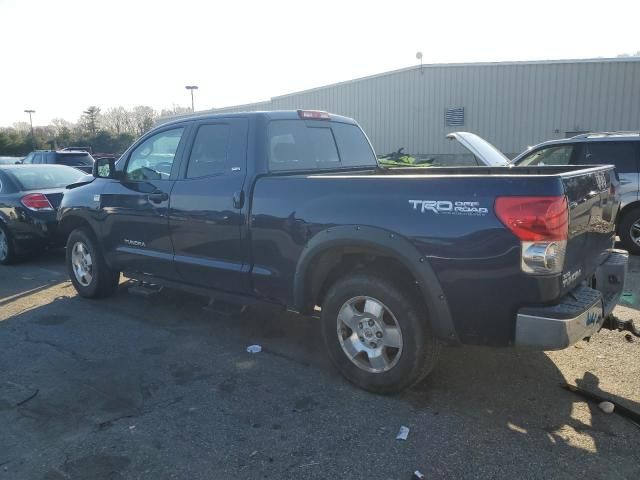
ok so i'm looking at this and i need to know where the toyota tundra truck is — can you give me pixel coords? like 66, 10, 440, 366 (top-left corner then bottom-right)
57, 110, 628, 394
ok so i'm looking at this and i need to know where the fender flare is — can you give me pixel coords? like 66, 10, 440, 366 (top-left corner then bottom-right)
293, 225, 457, 341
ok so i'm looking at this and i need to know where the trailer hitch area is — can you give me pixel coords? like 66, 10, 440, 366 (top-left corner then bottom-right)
602, 314, 640, 338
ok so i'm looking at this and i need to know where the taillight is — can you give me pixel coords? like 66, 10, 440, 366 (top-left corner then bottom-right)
495, 196, 568, 275
297, 110, 330, 120
21, 193, 54, 211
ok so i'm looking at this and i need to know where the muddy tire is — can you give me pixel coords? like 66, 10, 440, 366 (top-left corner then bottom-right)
321, 271, 441, 394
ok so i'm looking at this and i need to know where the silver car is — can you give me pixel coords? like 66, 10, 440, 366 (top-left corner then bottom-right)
513, 132, 640, 254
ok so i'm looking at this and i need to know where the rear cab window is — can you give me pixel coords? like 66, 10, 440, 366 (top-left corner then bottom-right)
268, 120, 376, 172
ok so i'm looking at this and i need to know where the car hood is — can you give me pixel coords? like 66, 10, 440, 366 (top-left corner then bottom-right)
446, 132, 511, 167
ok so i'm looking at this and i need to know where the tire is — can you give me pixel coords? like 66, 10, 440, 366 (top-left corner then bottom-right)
618, 206, 640, 255
66, 228, 120, 298
321, 271, 442, 394
0, 223, 19, 265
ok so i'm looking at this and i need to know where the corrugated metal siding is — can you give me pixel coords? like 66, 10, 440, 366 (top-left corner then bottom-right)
186, 58, 640, 157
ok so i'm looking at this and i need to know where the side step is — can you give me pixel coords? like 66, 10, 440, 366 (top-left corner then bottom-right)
203, 298, 248, 317
128, 281, 163, 298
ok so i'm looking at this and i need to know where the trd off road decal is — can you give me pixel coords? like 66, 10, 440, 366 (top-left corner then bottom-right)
409, 200, 488, 216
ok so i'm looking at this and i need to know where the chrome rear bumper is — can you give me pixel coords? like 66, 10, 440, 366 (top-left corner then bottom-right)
514, 249, 628, 350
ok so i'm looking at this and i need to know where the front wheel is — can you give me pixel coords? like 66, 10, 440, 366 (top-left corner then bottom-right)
66, 228, 120, 298
321, 271, 441, 394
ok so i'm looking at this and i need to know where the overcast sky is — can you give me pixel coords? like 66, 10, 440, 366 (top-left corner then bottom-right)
0, 0, 638, 127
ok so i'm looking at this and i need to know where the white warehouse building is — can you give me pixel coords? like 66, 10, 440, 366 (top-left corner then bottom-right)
176, 57, 640, 159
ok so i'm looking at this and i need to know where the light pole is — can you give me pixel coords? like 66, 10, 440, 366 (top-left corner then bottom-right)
185, 85, 198, 112
24, 109, 35, 148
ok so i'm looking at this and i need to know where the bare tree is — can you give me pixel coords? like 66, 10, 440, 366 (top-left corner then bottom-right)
131, 106, 158, 136
103, 107, 133, 135
50, 118, 75, 137
160, 104, 192, 117
12, 121, 31, 134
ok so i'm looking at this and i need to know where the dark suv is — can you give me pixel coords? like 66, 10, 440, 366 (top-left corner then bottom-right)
20, 150, 95, 174
514, 133, 640, 254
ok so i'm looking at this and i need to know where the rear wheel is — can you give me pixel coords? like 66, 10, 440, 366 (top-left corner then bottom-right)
321, 271, 441, 394
66, 228, 120, 298
619, 206, 640, 255
0, 223, 18, 265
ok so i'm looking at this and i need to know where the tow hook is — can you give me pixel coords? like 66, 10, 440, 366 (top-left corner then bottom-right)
602, 314, 640, 338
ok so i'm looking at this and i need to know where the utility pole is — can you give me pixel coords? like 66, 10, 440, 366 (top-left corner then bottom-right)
24, 109, 35, 149
185, 85, 198, 112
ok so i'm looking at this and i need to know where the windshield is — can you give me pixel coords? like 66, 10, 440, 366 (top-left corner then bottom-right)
9, 166, 87, 191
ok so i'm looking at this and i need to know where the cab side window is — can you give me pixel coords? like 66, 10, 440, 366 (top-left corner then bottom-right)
125, 128, 184, 181
33, 153, 43, 164
519, 145, 574, 166
186, 124, 230, 178
582, 142, 639, 173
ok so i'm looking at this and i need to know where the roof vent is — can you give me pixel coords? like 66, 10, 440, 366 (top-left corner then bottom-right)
445, 107, 465, 127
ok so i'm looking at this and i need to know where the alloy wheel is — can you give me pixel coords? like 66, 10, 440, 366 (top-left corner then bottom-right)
71, 241, 93, 287
631, 219, 640, 247
336, 296, 403, 373
0, 228, 8, 261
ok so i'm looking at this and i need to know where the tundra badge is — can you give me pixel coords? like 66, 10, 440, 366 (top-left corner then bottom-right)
409, 200, 488, 216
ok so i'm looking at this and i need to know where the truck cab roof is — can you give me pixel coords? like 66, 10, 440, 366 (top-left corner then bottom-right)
158, 110, 359, 129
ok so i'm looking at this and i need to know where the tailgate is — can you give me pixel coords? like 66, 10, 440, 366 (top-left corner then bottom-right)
561, 166, 619, 292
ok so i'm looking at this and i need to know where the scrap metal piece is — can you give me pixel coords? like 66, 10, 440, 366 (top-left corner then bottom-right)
562, 383, 640, 426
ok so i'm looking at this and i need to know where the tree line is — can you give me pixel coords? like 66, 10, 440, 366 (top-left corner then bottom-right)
0, 105, 192, 157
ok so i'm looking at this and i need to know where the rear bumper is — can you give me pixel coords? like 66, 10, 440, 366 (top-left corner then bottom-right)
514, 249, 628, 350
11, 219, 62, 253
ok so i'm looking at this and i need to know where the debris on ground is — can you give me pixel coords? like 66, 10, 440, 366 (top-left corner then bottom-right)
562, 383, 640, 426
603, 314, 640, 337
599, 401, 615, 414
411, 470, 425, 479
396, 425, 410, 440
246, 345, 262, 354
625, 334, 635, 343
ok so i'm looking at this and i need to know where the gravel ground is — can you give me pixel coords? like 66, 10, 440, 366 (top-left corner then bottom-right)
0, 252, 638, 480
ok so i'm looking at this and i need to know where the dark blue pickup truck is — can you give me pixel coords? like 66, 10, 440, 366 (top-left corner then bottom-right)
58, 110, 628, 393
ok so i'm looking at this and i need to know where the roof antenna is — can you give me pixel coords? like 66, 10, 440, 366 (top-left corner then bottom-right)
416, 51, 423, 74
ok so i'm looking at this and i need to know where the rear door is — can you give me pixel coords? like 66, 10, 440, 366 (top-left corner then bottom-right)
575, 141, 640, 208
100, 125, 189, 279
169, 118, 249, 293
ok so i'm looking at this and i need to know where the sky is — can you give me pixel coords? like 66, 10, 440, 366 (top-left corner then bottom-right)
0, 0, 638, 127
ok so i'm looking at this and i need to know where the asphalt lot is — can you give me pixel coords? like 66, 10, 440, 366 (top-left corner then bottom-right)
0, 252, 639, 480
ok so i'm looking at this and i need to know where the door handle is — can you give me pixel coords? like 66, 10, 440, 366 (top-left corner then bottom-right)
148, 191, 169, 203
233, 190, 245, 209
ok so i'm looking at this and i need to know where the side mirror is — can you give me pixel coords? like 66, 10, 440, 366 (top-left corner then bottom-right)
15, 160, 23, 164
93, 157, 119, 179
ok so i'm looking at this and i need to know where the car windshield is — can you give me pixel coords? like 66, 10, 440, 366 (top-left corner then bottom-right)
8, 166, 87, 191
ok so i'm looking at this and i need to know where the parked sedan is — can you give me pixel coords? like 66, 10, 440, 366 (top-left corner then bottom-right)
0, 165, 89, 264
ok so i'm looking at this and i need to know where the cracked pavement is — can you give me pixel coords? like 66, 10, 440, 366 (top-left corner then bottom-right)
0, 251, 639, 479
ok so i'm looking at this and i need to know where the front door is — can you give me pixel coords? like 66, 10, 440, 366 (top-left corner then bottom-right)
100, 125, 188, 279
169, 118, 249, 293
